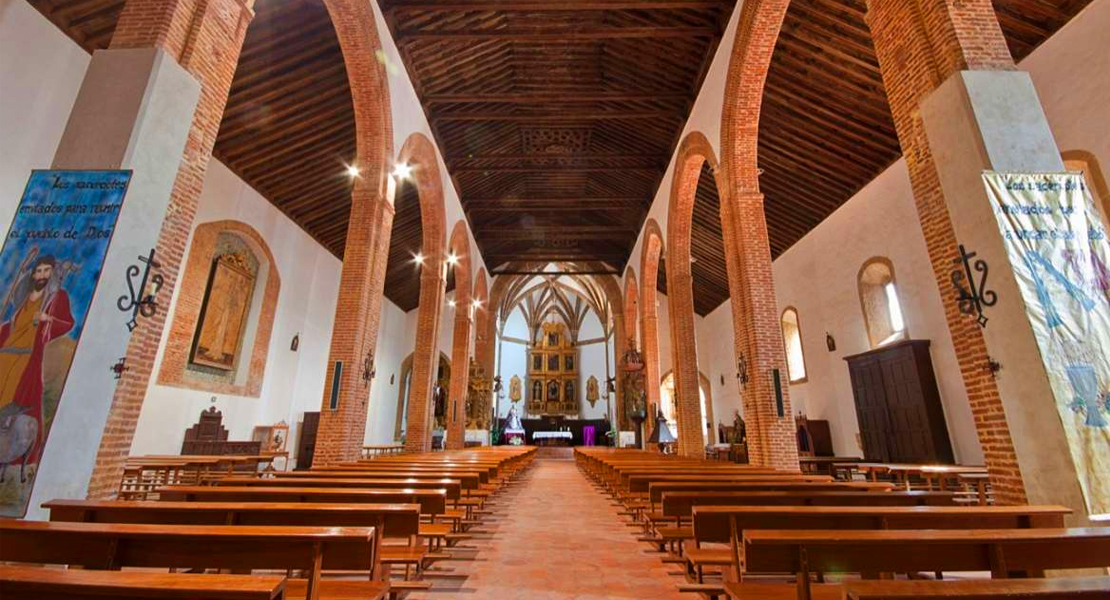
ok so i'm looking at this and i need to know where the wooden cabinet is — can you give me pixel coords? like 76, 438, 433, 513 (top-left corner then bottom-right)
295, 412, 320, 470
844, 340, 954, 464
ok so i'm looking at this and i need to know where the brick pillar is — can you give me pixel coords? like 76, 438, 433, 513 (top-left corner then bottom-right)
405, 265, 446, 452
313, 181, 395, 465
865, 0, 1028, 504
641, 312, 662, 440
724, 192, 798, 470
668, 270, 705, 456
85, 0, 255, 499
445, 311, 472, 449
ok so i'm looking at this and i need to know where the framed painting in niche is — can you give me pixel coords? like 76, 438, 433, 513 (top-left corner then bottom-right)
563, 353, 575, 371
532, 353, 543, 372
547, 353, 560, 372
191, 253, 256, 370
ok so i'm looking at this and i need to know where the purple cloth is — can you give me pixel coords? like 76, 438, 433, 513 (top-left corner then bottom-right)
583, 425, 596, 447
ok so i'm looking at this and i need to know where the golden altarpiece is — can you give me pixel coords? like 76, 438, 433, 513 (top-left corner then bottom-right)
527, 322, 579, 416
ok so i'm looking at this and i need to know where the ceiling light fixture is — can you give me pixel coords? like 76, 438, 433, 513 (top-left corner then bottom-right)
392, 162, 413, 180
472, 299, 482, 308
446, 253, 459, 266
346, 164, 361, 178
412, 253, 425, 265
448, 299, 456, 308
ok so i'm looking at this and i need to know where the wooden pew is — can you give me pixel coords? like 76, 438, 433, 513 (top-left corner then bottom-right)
156, 486, 448, 516
45, 498, 434, 589
741, 527, 1110, 600
691, 504, 1070, 584
0, 520, 387, 600
0, 566, 287, 600
713, 578, 1110, 600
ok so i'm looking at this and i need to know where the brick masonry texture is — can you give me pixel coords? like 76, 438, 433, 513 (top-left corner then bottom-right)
865, 0, 1026, 503
445, 221, 473, 451
87, 0, 256, 499
638, 219, 665, 443
156, 220, 279, 397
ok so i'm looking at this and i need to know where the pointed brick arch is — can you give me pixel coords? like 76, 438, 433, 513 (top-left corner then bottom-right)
666, 132, 722, 456
400, 133, 449, 453
444, 221, 473, 449
715, 0, 799, 470
639, 219, 666, 436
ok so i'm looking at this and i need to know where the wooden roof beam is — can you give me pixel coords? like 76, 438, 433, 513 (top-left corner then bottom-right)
389, 1, 727, 12
433, 111, 680, 122
426, 92, 688, 104
396, 27, 718, 43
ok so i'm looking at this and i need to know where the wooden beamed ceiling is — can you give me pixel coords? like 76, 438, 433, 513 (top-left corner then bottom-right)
30, 0, 1091, 315
379, 0, 737, 271
758, 0, 1093, 257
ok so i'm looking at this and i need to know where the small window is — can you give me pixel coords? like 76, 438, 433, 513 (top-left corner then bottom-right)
780, 308, 807, 383
858, 258, 908, 348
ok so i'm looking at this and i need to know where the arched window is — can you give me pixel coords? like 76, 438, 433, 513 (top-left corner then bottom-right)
780, 307, 807, 383
858, 258, 907, 348
659, 372, 709, 440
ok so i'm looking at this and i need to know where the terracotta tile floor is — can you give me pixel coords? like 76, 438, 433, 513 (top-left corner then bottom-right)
412, 458, 687, 599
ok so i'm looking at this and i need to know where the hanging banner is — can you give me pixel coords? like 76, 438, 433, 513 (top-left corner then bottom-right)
0, 170, 131, 517
983, 171, 1110, 516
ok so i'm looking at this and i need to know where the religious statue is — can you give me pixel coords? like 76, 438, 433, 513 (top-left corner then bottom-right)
618, 340, 646, 430
509, 375, 522, 403
586, 375, 599, 407
505, 404, 524, 432
731, 409, 746, 444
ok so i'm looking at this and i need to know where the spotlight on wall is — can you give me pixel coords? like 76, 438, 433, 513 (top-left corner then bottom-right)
472, 299, 482, 308
392, 162, 413, 180
448, 299, 457, 308
446, 253, 459, 266
346, 164, 361, 178
412, 252, 425, 265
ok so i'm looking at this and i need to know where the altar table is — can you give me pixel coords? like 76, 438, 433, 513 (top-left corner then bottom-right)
532, 431, 573, 446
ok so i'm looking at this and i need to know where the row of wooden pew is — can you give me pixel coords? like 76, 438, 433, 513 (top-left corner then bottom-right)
0, 446, 536, 600
575, 447, 1109, 600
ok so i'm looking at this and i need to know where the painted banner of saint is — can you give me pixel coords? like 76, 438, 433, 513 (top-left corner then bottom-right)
0, 170, 130, 517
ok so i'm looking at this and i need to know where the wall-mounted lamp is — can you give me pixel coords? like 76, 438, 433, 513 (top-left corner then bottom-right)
392, 162, 413, 180
825, 332, 836, 352
363, 351, 376, 382
291, 333, 300, 352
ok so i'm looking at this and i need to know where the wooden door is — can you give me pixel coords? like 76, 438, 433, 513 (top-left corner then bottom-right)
848, 356, 891, 462
296, 412, 319, 470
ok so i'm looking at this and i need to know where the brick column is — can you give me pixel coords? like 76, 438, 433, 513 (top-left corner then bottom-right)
405, 265, 446, 452
641, 312, 662, 437
865, 0, 1029, 504
723, 192, 798, 470
313, 180, 395, 465
85, 0, 255, 499
668, 270, 705, 456
444, 310, 472, 449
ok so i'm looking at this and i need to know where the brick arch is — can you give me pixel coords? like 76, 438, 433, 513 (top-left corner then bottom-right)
667, 132, 722, 455
400, 133, 450, 452
444, 221, 473, 449
715, 0, 799, 470
639, 218, 666, 434
719, 0, 791, 193
320, 0, 393, 200
472, 268, 491, 378
157, 219, 280, 398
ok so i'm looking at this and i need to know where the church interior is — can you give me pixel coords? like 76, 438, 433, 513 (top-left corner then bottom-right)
0, 0, 1108, 597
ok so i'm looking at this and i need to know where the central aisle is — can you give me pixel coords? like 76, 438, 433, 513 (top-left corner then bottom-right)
428, 458, 686, 599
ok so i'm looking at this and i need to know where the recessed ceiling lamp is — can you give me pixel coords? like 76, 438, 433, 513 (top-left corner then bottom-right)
448, 299, 457, 307
392, 162, 413, 180
446, 253, 459, 266
412, 252, 425, 265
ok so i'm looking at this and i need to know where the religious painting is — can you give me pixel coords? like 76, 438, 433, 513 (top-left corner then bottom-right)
546, 380, 560, 402
586, 375, 599, 407
531, 353, 543, 372
547, 353, 560, 372
563, 353, 575, 371
190, 253, 256, 370
509, 375, 522, 403
564, 380, 575, 403
0, 170, 130, 517
547, 332, 559, 346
